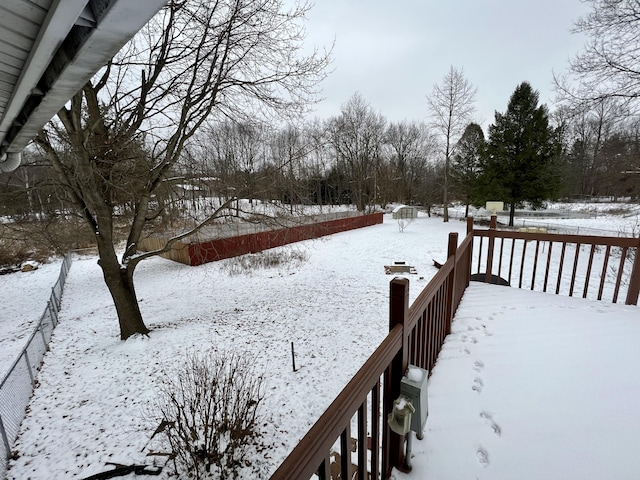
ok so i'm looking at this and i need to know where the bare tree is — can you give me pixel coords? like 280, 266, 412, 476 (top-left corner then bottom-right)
385, 121, 436, 205
561, 98, 626, 197
302, 118, 334, 208
426, 66, 477, 221
326, 93, 387, 211
556, 0, 640, 113
269, 124, 310, 210
34, 0, 330, 340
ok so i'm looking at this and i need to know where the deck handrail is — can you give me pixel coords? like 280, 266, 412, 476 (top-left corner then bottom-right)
269, 324, 403, 480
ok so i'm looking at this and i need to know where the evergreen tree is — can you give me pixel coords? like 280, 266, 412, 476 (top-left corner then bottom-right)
480, 82, 562, 226
451, 122, 485, 217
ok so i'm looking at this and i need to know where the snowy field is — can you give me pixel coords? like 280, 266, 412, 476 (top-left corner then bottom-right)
1, 204, 639, 479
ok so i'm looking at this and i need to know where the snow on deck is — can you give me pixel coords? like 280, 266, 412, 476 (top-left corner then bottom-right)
394, 283, 640, 480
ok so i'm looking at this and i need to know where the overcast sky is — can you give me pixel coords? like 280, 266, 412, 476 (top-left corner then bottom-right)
300, 0, 591, 129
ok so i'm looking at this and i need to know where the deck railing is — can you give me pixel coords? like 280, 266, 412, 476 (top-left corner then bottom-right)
472, 216, 640, 305
269, 216, 640, 480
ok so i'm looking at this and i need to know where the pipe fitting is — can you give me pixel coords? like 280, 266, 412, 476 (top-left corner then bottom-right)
0, 151, 22, 172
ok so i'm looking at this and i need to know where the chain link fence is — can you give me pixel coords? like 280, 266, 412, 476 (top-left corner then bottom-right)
439, 208, 636, 238
0, 254, 72, 479
156, 210, 361, 243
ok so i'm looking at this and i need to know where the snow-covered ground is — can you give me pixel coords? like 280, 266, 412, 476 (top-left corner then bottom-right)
0, 262, 62, 372
448, 202, 640, 237
393, 283, 640, 480
2, 204, 639, 479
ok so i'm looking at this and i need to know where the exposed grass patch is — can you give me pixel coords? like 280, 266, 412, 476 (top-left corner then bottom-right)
220, 247, 309, 276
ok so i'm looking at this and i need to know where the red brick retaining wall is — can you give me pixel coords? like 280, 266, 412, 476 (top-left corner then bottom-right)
187, 212, 383, 266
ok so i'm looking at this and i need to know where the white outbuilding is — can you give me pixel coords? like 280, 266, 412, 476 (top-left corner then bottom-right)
392, 205, 418, 220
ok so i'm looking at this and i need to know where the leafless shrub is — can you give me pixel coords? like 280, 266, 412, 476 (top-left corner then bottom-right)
0, 216, 98, 266
148, 349, 267, 479
397, 218, 413, 233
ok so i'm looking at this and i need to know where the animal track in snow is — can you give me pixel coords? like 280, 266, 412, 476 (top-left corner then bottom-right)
480, 411, 502, 436
461, 334, 478, 344
472, 377, 484, 393
476, 446, 490, 466
473, 360, 484, 372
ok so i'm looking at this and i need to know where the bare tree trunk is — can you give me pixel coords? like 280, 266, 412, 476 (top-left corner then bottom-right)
443, 151, 450, 222
100, 258, 149, 340
95, 226, 149, 339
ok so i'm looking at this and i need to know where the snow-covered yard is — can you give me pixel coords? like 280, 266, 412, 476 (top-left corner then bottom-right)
1, 205, 639, 479
4, 213, 466, 479
0, 262, 62, 373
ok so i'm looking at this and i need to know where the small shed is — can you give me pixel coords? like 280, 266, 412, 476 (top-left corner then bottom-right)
392, 205, 418, 220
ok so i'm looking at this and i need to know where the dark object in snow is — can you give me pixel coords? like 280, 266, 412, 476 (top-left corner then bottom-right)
433, 259, 443, 269
470, 273, 510, 286
291, 341, 297, 372
385, 264, 417, 274
81, 463, 162, 480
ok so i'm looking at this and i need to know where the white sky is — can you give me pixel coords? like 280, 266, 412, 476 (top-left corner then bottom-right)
301, 0, 591, 129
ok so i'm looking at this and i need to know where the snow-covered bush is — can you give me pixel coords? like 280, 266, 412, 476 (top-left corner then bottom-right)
149, 350, 266, 479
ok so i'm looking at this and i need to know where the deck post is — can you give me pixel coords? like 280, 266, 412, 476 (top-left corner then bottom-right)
446, 232, 459, 334
626, 237, 640, 305
485, 215, 497, 283
466, 216, 474, 235
384, 278, 410, 477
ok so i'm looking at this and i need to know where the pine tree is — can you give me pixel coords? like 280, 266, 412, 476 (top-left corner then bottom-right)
451, 123, 485, 217
480, 82, 562, 226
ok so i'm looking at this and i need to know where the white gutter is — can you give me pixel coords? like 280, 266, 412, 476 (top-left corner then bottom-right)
0, 0, 168, 172
0, 0, 91, 171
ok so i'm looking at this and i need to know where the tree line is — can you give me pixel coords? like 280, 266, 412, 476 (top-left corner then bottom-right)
5, 83, 639, 225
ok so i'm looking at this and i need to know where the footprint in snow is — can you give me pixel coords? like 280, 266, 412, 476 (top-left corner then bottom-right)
476, 446, 490, 466
480, 411, 502, 436
472, 377, 484, 393
473, 360, 484, 372
461, 334, 478, 344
